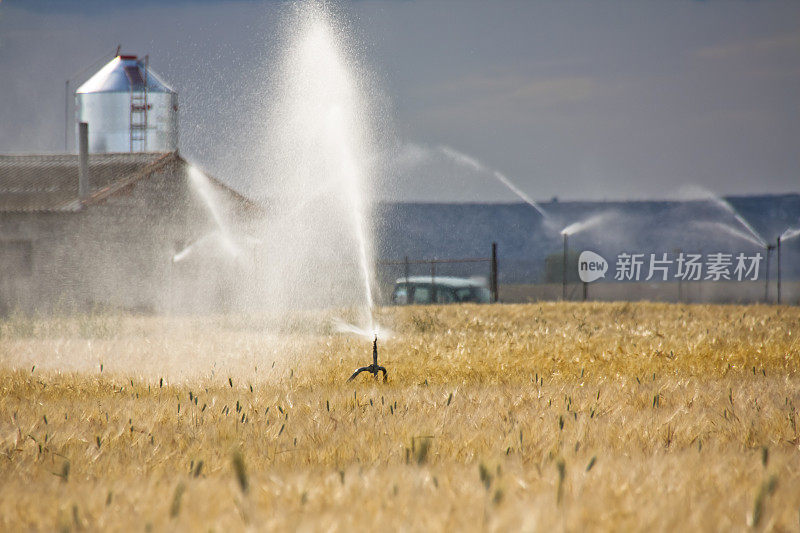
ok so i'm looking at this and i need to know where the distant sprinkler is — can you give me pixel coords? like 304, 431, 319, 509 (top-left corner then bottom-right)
561, 231, 568, 300
764, 243, 776, 303
694, 220, 775, 303
777, 226, 800, 305
776, 236, 781, 305
558, 212, 615, 301
347, 335, 387, 383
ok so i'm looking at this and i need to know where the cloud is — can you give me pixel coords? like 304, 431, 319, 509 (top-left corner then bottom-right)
408, 73, 607, 136
510, 76, 599, 107
694, 32, 800, 61
8, 0, 264, 15
419, 73, 601, 108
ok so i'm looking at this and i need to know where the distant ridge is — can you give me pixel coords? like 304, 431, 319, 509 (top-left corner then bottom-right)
374, 193, 800, 284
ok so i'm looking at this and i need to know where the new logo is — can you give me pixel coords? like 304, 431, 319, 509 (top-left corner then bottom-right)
578, 251, 608, 283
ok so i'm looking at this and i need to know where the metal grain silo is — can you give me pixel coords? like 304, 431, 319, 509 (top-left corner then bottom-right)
75, 55, 178, 153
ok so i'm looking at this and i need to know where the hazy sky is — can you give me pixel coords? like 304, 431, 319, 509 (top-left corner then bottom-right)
1, 1, 798, 202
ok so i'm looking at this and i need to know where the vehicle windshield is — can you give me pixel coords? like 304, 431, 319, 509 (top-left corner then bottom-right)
471, 287, 492, 303
393, 281, 491, 305
413, 285, 431, 304
392, 285, 409, 305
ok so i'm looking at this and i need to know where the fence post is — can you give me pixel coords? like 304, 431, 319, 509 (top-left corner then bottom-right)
430, 260, 437, 302
777, 237, 781, 305
490, 242, 498, 303
764, 244, 773, 303
562, 233, 568, 301
674, 248, 682, 303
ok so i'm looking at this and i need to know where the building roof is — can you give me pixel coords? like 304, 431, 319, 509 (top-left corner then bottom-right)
0, 151, 255, 214
0, 153, 171, 212
76, 56, 175, 94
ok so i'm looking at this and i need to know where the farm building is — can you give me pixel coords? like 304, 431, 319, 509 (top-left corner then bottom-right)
0, 151, 256, 314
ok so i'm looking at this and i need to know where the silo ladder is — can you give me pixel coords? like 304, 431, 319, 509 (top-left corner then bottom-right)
130, 88, 148, 152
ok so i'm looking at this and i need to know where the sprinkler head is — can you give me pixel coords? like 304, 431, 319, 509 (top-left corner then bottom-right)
347, 334, 387, 383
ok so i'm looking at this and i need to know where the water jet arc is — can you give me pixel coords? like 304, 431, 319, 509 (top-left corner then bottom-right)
437, 145, 553, 226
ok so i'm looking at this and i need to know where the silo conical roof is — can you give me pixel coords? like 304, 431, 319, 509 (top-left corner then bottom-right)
76, 55, 175, 94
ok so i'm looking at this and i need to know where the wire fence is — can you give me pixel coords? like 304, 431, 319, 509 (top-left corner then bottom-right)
376, 243, 498, 303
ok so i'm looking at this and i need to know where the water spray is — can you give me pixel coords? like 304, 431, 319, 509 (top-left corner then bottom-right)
680, 186, 768, 248
255, 4, 378, 320
695, 221, 779, 303
777, 226, 800, 305
560, 212, 616, 238
181, 165, 249, 262
558, 212, 615, 300
437, 145, 555, 229
347, 334, 387, 382
781, 227, 800, 242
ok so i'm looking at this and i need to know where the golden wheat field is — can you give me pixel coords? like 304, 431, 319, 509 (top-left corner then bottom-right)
0, 302, 798, 532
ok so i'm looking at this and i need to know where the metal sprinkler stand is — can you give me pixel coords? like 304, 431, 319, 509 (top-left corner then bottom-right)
347, 335, 387, 382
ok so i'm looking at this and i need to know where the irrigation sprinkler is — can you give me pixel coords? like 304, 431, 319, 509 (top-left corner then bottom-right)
562, 233, 568, 300
490, 242, 499, 303
764, 243, 775, 303
673, 249, 683, 302
557, 213, 615, 302
347, 335, 387, 382
695, 220, 777, 303
777, 227, 800, 304
776, 236, 781, 305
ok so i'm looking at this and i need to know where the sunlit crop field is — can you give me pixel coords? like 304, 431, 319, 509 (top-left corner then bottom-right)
1, 303, 798, 531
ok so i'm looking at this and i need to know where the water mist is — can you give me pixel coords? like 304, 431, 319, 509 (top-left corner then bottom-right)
253, 4, 381, 336
678, 185, 767, 248
437, 145, 554, 227
173, 166, 243, 262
